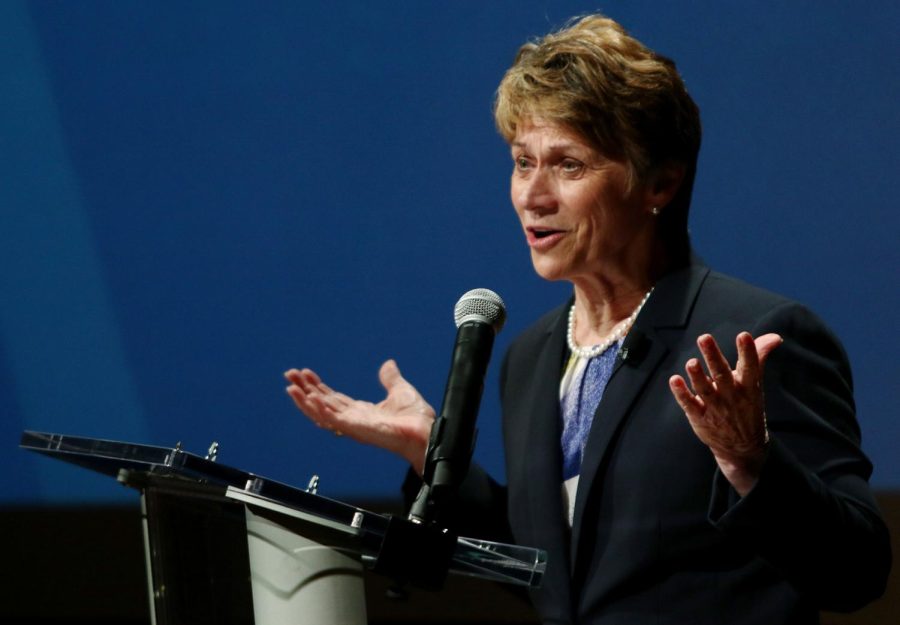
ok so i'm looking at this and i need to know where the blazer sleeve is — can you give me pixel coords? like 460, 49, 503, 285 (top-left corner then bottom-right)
708, 302, 891, 612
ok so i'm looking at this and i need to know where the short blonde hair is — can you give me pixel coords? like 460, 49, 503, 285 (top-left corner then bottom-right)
494, 15, 701, 190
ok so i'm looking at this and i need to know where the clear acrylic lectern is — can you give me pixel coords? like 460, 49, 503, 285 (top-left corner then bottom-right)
21, 430, 546, 625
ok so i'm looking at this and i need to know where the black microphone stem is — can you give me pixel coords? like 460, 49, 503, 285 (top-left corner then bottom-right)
409, 321, 496, 526
408, 289, 505, 528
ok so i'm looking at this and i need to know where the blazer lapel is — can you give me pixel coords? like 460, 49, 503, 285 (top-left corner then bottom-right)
568, 263, 710, 572
512, 304, 575, 612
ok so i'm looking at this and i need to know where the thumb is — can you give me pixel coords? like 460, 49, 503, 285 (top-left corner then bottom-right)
755, 333, 783, 368
378, 359, 405, 391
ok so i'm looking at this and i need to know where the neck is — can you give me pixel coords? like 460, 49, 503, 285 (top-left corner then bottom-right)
567, 286, 654, 359
570, 251, 668, 345
571, 284, 651, 346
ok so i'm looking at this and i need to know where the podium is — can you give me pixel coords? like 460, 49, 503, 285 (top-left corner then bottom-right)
20, 430, 546, 625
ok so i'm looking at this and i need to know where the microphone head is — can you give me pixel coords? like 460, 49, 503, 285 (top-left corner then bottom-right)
454, 288, 506, 333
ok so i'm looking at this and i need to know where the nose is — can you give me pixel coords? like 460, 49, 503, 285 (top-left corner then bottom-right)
513, 167, 557, 216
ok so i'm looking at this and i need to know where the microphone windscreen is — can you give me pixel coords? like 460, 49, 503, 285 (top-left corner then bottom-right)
453, 288, 506, 333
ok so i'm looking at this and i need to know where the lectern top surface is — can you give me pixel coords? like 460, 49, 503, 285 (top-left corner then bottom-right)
22, 430, 251, 485
19, 430, 359, 523
20, 430, 546, 589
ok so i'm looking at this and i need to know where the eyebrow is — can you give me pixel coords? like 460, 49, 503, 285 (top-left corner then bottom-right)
510, 140, 589, 153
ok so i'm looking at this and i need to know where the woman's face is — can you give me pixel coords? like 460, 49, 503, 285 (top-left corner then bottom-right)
510, 119, 657, 285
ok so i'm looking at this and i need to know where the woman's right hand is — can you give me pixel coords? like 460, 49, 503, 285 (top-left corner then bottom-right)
284, 359, 435, 475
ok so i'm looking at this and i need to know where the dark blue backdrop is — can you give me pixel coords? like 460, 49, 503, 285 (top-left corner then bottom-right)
3, 1, 898, 503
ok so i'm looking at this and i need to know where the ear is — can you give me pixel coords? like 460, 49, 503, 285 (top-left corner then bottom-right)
645, 163, 686, 213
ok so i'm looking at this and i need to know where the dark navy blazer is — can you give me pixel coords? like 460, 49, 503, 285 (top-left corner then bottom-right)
450, 259, 889, 624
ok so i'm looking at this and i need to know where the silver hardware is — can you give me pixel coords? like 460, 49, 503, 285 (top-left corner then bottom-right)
351, 512, 364, 529
205, 441, 219, 462
306, 474, 320, 494
164, 442, 184, 466
244, 477, 264, 493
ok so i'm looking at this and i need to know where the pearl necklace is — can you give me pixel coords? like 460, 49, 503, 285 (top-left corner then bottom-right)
567, 288, 654, 359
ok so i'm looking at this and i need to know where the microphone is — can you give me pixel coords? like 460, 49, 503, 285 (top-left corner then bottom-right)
408, 288, 506, 526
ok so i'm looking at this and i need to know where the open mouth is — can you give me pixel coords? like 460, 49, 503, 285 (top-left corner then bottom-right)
530, 227, 564, 238
526, 227, 566, 248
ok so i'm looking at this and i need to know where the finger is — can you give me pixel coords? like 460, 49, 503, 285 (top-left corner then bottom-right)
378, 359, 405, 391
286, 377, 348, 420
668, 374, 705, 420
285, 378, 317, 407
297, 368, 335, 395
285, 383, 305, 407
285, 368, 321, 394
735, 332, 784, 382
286, 384, 327, 423
697, 334, 734, 388
294, 370, 354, 410
734, 332, 760, 383
755, 333, 783, 368
685, 357, 715, 398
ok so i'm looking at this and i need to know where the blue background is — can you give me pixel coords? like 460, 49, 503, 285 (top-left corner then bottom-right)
3, 1, 898, 503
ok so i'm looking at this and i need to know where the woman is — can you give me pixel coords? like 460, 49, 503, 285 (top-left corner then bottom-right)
285, 15, 889, 625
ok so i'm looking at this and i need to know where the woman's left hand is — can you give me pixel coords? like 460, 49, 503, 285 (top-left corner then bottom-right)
669, 331, 783, 497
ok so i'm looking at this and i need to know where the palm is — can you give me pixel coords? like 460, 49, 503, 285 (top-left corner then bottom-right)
285, 360, 435, 474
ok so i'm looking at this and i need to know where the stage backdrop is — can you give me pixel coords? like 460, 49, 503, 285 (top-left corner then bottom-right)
3, 1, 898, 503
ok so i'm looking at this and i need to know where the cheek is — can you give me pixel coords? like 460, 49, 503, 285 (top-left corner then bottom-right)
509, 175, 521, 201
511, 202, 525, 225
575, 206, 616, 255
510, 184, 526, 220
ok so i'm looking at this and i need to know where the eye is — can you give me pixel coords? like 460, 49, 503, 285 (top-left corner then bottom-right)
561, 159, 584, 175
514, 155, 532, 172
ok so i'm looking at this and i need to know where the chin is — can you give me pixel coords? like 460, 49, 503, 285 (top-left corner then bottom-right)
530, 256, 571, 283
